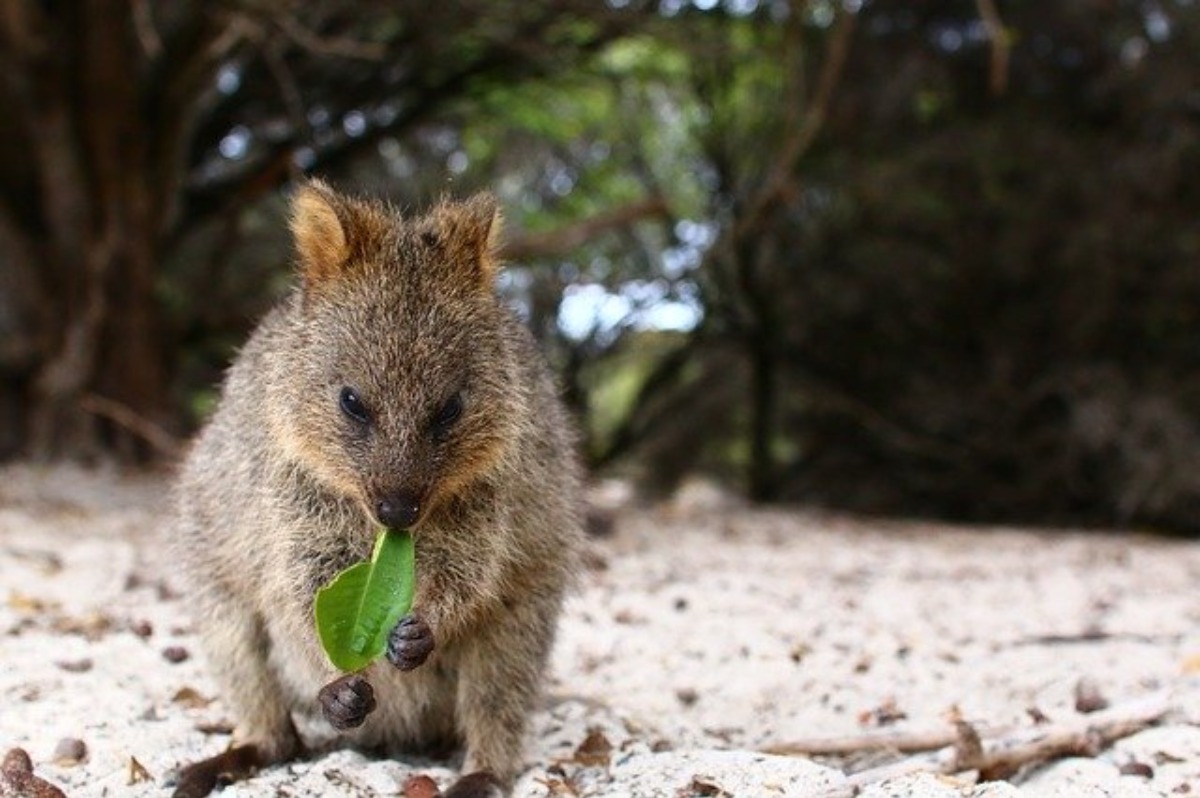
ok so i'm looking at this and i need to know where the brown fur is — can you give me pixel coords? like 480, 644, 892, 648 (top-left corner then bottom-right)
173, 181, 582, 791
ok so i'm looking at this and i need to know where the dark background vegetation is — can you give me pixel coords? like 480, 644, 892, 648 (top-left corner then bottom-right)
1, 0, 1198, 532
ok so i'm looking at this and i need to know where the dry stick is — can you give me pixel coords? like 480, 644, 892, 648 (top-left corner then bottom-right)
838, 689, 1172, 791
765, 723, 1006, 757
78, 393, 181, 459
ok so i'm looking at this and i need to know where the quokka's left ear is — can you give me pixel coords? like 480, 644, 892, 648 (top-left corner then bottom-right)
431, 193, 503, 289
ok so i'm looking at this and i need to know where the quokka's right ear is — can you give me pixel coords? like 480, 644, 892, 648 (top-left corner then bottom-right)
291, 180, 349, 291
290, 179, 391, 297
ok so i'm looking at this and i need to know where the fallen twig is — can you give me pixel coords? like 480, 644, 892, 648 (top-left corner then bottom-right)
764, 723, 1005, 757
839, 689, 1172, 790
1010, 630, 1179, 647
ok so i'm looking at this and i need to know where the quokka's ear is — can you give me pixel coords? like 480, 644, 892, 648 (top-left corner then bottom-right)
432, 193, 503, 289
290, 179, 391, 295
290, 180, 348, 291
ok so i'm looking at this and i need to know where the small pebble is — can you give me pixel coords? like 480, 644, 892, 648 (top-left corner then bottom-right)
676, 687, 699, 707
162, 645, 190, 664
1, 747, 67, 797
1074, 677, 1109, 713
52, 738, 86, 766
402, 774, 440, 798
54, 658, 92, 673
1119, 761, 1154, 778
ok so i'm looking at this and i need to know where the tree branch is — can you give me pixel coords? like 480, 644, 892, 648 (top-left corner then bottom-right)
78, 393, 181, 459
501, 196, 668, 262
174, 7, 639, 238
592, 331, 706, 468
269, 10, 386, 61
130, 0, 162, 58
151, 10, 255, 234
739, 5, 856, 236
975, 0, 1010, 97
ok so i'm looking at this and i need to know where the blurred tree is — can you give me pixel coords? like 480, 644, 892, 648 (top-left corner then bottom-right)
582, 0, 858, 498
3, 0, 1198, 534
0, 0, 638, 459
772, 0, 1200, 530
601, 0, 1200, 531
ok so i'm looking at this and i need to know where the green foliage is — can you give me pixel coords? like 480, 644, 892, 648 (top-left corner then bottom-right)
314, 529, 415, 673
145, 0, 1200, 532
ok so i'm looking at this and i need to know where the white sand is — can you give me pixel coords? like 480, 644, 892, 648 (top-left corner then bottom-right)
2, 465, 1199, 797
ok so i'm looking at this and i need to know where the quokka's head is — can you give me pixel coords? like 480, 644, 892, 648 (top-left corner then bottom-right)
266, 180, 526, 531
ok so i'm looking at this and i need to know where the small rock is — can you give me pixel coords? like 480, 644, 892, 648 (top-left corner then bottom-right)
676, 687, 699, 707
171, 686, 212, 708
1026, 706, 1051, 724
402, 774, 440, 798
54, 658, 93, 673
687, 776, 731, 796
1074, 677, 1109, 713
1119, 761, 1154, 778
51, 738, 87, 766
613, 609, 640, 625
162, 645, 190, 663
2, 748, 33, 778
1, 748, 67, 797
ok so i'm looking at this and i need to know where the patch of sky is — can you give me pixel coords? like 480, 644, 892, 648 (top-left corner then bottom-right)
1144, 7, 1172, 42
447, 150, 470, 175
307, 106, 330, 129
216, 64, 241, 95
342, 111, 367, 138
218, 126, 250, 160
558, 279, 703, 342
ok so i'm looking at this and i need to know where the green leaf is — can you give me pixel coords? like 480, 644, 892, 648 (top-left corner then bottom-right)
313, 528, 415, 672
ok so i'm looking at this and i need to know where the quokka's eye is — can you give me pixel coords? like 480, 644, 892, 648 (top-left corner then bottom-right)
431, 392, 464, 439
339, 387, 371, 424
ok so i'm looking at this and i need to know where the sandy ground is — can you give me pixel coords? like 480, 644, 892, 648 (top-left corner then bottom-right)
2, 464, 1200, 797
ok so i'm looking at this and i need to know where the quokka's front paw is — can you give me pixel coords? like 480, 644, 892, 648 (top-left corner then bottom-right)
386, 613, 434, 671
318, 673, 376, 730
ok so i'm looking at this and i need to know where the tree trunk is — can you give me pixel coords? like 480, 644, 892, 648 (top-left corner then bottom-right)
3, 1, 170, 460
747, 333, 778, 502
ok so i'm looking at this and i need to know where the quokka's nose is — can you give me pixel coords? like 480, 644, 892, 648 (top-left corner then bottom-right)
375, 493, 421, 529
